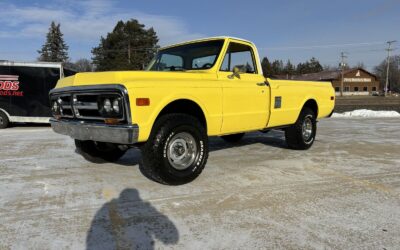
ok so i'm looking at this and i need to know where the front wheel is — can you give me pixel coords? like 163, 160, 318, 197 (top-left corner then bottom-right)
75, 140, 127, 162
141, 114, 208, 185
285, 108, 316, 150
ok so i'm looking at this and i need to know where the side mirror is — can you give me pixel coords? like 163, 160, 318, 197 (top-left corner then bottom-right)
228, 66, 241, 79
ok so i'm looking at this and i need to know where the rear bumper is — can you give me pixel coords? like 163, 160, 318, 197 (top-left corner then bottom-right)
50, 118, 139, 144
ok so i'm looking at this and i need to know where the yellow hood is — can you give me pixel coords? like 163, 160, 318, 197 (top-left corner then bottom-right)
56, 70, 210, 89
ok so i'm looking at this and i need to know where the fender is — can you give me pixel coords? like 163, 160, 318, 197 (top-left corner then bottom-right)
299, 97, 319, 118
136, 93, 213, 142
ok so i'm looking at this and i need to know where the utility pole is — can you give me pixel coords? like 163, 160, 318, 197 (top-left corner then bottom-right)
385, 40, 397, 97
340, 52, 348, 97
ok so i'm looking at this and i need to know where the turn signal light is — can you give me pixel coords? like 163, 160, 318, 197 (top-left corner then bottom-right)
104, 118, 119, 125
136, 98, 150, 106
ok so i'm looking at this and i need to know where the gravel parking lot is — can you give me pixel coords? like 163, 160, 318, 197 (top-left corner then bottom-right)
1, 118, 400, 249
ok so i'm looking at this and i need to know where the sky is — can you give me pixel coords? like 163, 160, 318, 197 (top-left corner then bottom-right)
0, 0, 399, 70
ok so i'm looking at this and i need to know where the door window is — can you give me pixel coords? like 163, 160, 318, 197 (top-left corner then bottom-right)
192, 55, 217, 69
157, 54, 183, 71
220, 43, 257, 73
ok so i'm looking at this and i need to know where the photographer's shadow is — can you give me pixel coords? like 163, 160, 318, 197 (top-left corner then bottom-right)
86, 188, 179, 250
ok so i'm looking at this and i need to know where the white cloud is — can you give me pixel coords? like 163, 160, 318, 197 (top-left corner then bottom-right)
0, 0, 204, 46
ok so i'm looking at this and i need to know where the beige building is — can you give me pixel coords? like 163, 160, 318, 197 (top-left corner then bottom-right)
276, 68, 380, 96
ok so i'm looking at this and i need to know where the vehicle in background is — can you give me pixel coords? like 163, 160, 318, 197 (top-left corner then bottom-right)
0, 61, 75, 128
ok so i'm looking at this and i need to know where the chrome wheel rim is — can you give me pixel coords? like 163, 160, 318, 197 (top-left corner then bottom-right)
167, 132, 198, 170
302, 116, 313, 141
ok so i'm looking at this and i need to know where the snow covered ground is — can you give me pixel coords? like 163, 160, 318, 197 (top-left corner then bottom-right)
332, 109, 400, 118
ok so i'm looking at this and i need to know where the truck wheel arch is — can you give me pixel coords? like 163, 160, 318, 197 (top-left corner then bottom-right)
153, 99, 208, 131
301, 99, 318, 118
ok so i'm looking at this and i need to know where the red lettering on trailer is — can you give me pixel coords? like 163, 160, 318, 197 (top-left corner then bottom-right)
0, 81, 19, 91
0, 75, 22, 96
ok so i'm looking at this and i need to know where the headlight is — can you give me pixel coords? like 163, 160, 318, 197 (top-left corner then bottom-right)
112, 99, 120, 113
51, 97, 62, 116
98, 95, 123, 118
52, 101, 59, 113
103, 98, 112, 113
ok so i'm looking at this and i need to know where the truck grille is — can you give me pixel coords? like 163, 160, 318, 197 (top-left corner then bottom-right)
50, 86, 130, 123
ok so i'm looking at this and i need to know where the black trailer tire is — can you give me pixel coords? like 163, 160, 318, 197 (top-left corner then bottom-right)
221, 133, 245, 143
0, 111, 9, 129
75, 140, 127, 162
285, 107, 316, 150
141, 114, 208, 185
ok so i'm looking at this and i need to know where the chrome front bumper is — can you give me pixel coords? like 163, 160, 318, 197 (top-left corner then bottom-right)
50, 118, 139, 144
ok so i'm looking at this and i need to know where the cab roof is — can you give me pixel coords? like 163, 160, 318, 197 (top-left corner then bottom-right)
161, 36, 254, 50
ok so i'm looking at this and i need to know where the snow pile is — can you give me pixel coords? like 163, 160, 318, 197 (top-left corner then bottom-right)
332, 109, 400, 118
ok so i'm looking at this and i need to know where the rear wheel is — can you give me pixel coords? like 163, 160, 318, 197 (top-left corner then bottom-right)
0, 111, 9, 129
141, 114, 208, 185
221, 133, 245, 143
75, 140, 127, 162
285, 107, 316, 150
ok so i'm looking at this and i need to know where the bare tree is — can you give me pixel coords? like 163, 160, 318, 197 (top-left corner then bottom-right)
73, 59, 94, 72
374, 55, 400, 92
356, 62, 366, 69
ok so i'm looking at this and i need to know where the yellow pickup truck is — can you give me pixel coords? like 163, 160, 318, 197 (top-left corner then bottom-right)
50, 36, 335, 184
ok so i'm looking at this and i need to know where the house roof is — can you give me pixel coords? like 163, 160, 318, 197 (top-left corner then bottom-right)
274, 68, 378, 81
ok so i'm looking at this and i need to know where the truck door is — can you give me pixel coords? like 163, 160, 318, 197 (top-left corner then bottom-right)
218, 41, 270, 134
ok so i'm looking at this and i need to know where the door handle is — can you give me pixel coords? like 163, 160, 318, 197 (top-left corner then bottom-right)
256, 81, 270, 86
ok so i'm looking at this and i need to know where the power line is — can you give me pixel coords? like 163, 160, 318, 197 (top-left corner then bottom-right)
258, 41, 387, 51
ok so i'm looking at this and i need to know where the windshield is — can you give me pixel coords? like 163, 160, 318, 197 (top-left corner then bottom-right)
146, 40, 224, 71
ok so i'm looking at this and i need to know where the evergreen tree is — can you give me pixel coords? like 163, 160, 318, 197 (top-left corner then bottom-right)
38, 21, 69, 62
283, 60, 295, 75
309, 57, 323, 72
92, 19, 159, 71
296, 57, 323, 74
271, 60, 284, 75
261, 57, 272, 77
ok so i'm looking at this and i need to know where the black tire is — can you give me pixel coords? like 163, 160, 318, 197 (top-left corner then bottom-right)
141, 114, 208, 185
0, 110, 9, 129
221, 133, 245, 143
75, 140, 127, 162
285, 107, 316, 150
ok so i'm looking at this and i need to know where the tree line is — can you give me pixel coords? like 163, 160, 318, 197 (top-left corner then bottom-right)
37, 20, 400, 92
261, 57, 324, 77
37, 20, 158, 72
